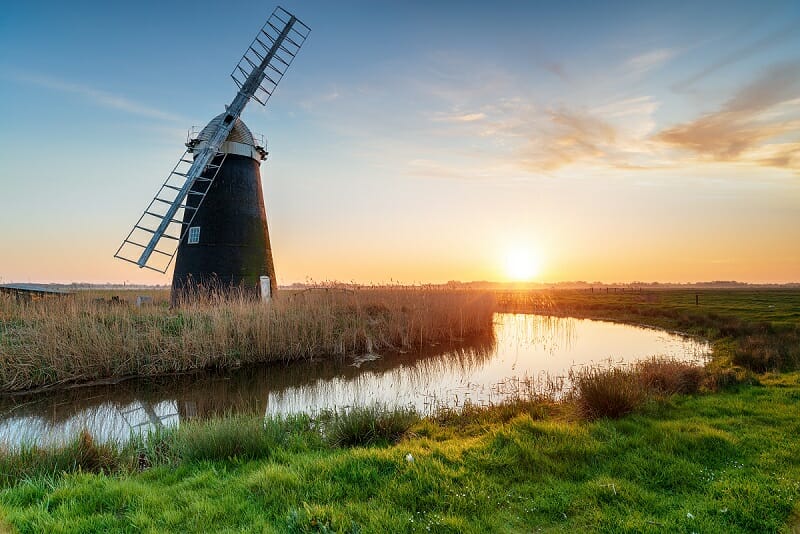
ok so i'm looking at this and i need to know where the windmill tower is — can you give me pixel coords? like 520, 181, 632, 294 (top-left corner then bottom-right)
114, 6, 310, 302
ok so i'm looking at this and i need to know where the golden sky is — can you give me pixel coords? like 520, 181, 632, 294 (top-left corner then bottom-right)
1, 1, 798, 284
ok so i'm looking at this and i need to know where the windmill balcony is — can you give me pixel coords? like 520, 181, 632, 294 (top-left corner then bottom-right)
186, 125, 268, 161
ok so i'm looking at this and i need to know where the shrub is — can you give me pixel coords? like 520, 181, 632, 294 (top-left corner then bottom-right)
0, 430, 119, 483
636, 357, 706, 395
732, 330, 800, 373
320, 405, 419, 447
706, 366, 749, 390
571, 366, 647, 420
173, 415, 279, 462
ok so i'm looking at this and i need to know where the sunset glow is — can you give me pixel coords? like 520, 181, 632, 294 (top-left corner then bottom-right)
1, 1, 798, 285
505, 248, 541, 282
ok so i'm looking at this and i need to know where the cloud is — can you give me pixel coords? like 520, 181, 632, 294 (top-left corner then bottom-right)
419, 55, 800, 176
7, 71, 184, 122
657, 61, 800, 168
406, 157, 526, 183
750, 142, 800, 169
422, 91, 665, 174
432, 111, 486, 123
726, 62, 800, 112
592, 96, 660, 119
658, 114, 787, 159
674, 20, 800, 92
298, 88, 340, 111
520, 108, 617, 171
411, 51, 517, 108
322, 50, 800, 180
624, 48, 675, 75
541, 61, 570, 83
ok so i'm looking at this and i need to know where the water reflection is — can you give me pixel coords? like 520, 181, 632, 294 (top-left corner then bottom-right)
0, 314, 708, 448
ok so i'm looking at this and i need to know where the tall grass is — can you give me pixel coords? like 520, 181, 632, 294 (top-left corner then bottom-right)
571, 366, 648, 420
733, 330, 800, 372
0, 406, 420, 483
0, 288, 494, 392
571, 357, 708, 420
0, 413, 325, 484
0, 430, 122, 484
0, 357, 711, 483
317, 404, 420, 447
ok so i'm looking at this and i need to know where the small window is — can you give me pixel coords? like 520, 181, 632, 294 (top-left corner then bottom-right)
188, 226, 201, 244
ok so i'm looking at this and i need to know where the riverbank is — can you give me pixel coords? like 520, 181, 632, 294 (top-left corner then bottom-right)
0, 374, 798, 532
0, 289, 798, 532
498, 288, 800, 374
0, 288, 494, 393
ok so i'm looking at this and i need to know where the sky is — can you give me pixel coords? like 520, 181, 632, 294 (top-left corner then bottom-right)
1, 0, 799, 285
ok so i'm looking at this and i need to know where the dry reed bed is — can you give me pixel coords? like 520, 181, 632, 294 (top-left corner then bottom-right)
0, 289, 494, 393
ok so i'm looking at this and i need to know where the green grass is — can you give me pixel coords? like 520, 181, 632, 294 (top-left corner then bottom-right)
318, 405, 420, 447
498, 288, 800, 332
0, 379, 799, 532
498, 288, 800, 372
1, 289, 799, 532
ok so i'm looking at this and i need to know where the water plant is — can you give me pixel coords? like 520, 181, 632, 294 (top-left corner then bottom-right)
0, 288, 494, 392
317, 404, 420, 447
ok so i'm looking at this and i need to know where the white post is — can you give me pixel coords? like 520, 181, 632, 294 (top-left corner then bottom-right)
259, 276, 271, 301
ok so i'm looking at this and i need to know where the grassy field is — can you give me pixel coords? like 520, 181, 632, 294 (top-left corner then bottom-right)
0, 376, 798, 532
498, 288, 800, 373
497, 288, 800, 328
0, 288, 494, 392
0, 288, 798, 532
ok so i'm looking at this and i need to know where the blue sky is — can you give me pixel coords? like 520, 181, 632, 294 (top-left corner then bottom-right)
1, 1, 799, 284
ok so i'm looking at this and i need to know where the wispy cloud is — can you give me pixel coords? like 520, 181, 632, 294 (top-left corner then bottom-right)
520, 107, 617, 171
541, 61, 570, 83
673, 20, 800, 92
6, 71, 184, 122
657, 60, 800, 169
624, 48, 675, 76
419, 56, 800, 176
304, 48, 800, 180
406, 158, 520, 181
432, 111, 486, 123
298, 87, 341, 111
411, 51, 517, 108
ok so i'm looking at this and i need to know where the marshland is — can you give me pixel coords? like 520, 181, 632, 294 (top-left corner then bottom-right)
0, 287, 799, 532
0, 288, 495, 393
4, 0, 800, 531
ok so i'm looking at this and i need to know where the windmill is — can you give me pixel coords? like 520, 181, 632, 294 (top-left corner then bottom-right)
114, 6, 310, 302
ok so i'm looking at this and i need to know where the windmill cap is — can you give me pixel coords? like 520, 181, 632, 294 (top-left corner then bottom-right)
198, 113, 256, 145
190, 113, 267, 161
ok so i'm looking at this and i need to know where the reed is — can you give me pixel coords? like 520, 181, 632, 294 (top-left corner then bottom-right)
0, 358, 708, 483
0, 288, 494, 393
570, 365, 647, 420
636, 356, 706, 395
317, 404, 420, 447
570, 357, 708, 420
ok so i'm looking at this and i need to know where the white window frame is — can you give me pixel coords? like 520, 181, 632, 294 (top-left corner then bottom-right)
187, 226, 201, 244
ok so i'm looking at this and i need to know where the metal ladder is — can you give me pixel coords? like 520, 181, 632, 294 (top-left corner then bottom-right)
114, 151, 227, 273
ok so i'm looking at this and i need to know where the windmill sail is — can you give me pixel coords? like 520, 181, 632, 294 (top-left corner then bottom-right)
231, 6, 311, 107
115, 6, 310, 273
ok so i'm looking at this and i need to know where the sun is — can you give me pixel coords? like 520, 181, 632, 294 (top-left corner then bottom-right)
505, 248, 541, 281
